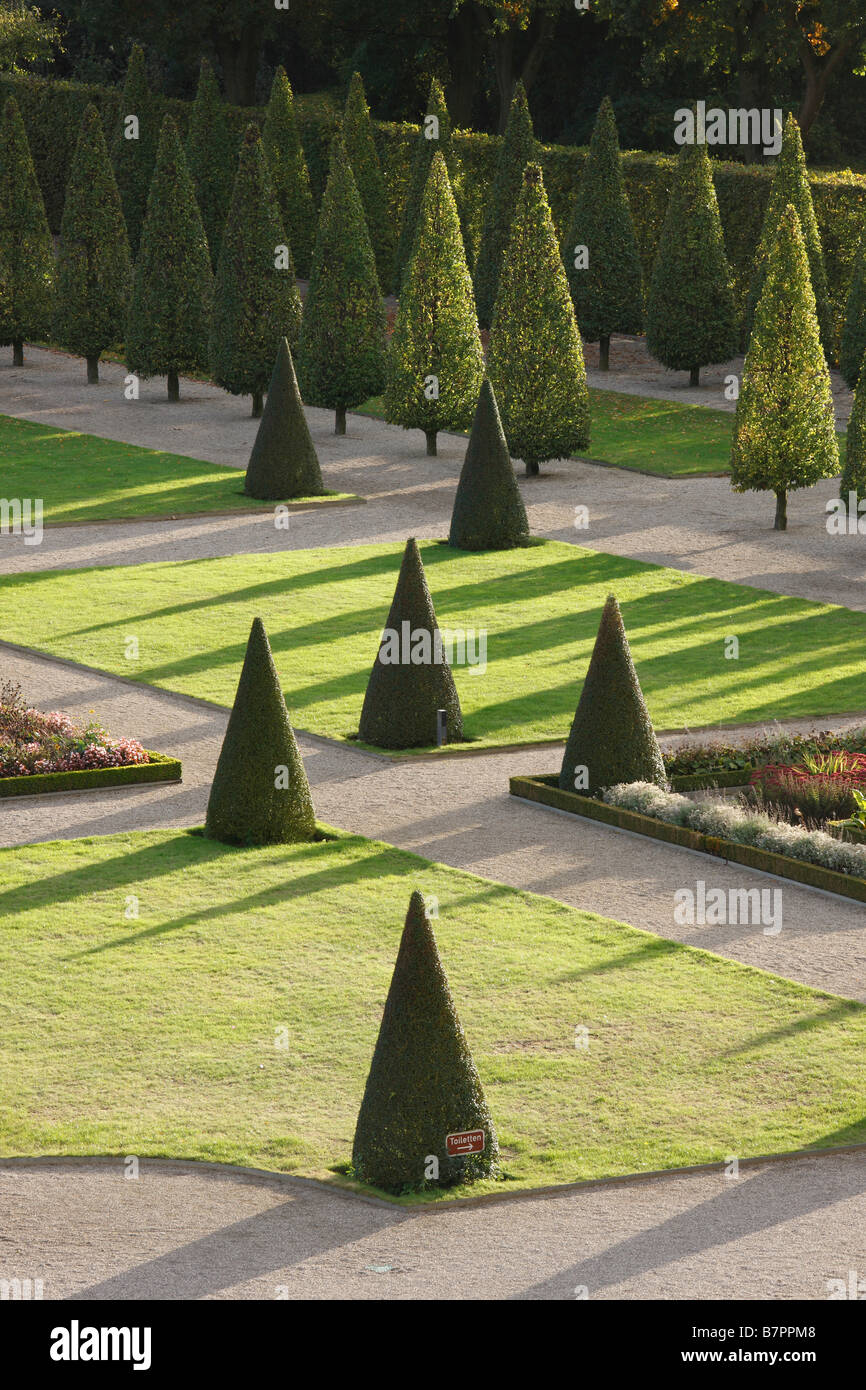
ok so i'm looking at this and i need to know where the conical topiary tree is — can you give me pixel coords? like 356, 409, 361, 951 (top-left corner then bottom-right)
730, 204, 839, 531
262, 67, 316, 280
209, 125, 303, 418
559, 593, 665, 798
839, 348, 866, 516
393, 78, 461, 293
473, 81, 537, 331
646, 140, 738, 385
205, 616, 316, 845
110, 44, 157, 256
352, 890, 499, 1193
54, 103, 132, 384
487, 163, 589, 476
563, 95, 644, 371
840, 216, 866, 390
297, 137, 386, 435
244, 338, 324, 500
342, 71, 393, 292
384, 151, 484, 457
745, 114, 832, 360
358, 538, 463, 749
449, 378, 529, 550
125, 116, 213, 402
0, 96, 53, 366
185, 57, 236, 270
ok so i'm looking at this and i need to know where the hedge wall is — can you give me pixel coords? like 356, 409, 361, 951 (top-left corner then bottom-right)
5, 70, 864, 349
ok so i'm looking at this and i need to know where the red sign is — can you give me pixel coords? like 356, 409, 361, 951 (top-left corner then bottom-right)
446, 1129, 485, 1157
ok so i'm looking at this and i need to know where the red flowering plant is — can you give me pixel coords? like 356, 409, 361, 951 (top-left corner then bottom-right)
745, 750, 866, 829
0, 680, 149, 778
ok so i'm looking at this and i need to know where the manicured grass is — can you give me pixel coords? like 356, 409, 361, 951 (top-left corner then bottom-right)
0, 415, 353, 523
1, 826, 863, 1202
4, 540, 866, 749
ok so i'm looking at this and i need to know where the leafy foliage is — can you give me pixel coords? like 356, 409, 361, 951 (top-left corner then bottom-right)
473, 81, 537, 330
185, 58, 236, 269
110, 44, 156, 255
262, 67, 317, 279
0, 93, 53, 353
342, 70, 393, 291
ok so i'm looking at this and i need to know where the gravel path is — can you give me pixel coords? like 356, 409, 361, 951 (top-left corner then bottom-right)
2, 1152, 864, 1300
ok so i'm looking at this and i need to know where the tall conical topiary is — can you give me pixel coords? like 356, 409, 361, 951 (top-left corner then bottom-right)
840, 216, 866, 390
384, 151, 484, 457
746, 114, 832, 360
358, 538, 463, 749
342, 71, 393, 292
297, 137, 386, 436
730, 204, 839, 531
262, 67, 316, 280
487, 163, 589, 477
449, 379, 529, 550
839, 349, 866, 516
0, 96, 53, 366
473, 81, 537, 330
352, 890, 499, 1194
185, 58, 236, 270
244, 338, 324, 500
54, 103, 132, 384
110, 44, 157, 256
559, 594, 665, 799
125, 115, 213, 402
393, 78, 461, 293
646, 140, 738, 385
205, 616, 316, 846
563, 96, 644, 370
209, 124, 303, 418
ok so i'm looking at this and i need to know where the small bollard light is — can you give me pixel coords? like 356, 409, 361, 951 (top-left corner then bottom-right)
436, 709, 447, 747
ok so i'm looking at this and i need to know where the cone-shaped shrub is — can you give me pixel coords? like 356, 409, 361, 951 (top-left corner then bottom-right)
352, 890, 499, 1193
449, 379, 529, 550
244, 338, 324, 500
646, 141, 738, 385
297, 138, 386, 436
730, 204, 838, 531
487, 163, 589, 476
473, 81, 537, 330
839, 349, 866, 515
746, 115, 832, 360
384, 151, 483, 457
205, 616, 316, 845
0, 96, 53, 365
559, 594, 665, 798
342, 71, 393, 292
209, 125, 303, 418
840, 217, 866, 390
563, 96, 643, 370
262, 67, 316, 280
358, 538, 463, 749
393, 78, 460, 292
185, 58, 236, 270
110, 44, 157, 256
54, 103, 132, 384
125, 116, 213, 402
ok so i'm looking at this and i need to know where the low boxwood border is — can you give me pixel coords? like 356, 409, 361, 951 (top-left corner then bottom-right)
669, 768, 754, 791
0, 751, 181, 798
510, 773, 866, 905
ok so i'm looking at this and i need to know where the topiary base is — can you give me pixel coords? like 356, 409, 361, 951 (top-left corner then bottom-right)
0, 751, 182, 798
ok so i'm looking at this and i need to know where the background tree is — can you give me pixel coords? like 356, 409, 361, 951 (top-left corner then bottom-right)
110, 43, 156, 256
341, 70, 393, 292
261, 67, 317, 280
487, 162, 589, 475
125, 115, 213, 402
185, 57, 236, 270
645, 140, 738, 385
0, 0, 59, 71
53, 102, 132, 383
563, 94, 643, 370
0, 95, 53, 365
840, 214, 866, 390
209, 124, 302, 418
473, 81, 537, 329
730, 204, 838, 531
393, 77, 461, 292
297, 137, 386, 435
385, 151, 484, 457
244, 338, 324, 500
449, 378, 529, 550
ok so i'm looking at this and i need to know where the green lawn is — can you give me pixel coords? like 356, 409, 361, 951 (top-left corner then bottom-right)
4, 540, 866, 748
0, 415, 353, 524
1, 826, 863, 1202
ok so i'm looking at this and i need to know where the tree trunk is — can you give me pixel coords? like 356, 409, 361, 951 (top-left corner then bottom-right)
212, 22, 263, 106
335, 406, 347, 436
251, 390, 263, 419
86, 354, 99, 385
490, 30, 515, 133
446, 5, 485, 128
12, 340, 23, 366
689, 366, 700, 386
167, 370, 180, 403
525, 460, 539, 477
798, 36, 854, 142
425, 429, 437, 457
774, 489, 788, 531
599, 335, 610, 371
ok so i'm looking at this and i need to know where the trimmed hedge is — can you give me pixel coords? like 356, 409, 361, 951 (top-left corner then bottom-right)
0, 750, 181, 798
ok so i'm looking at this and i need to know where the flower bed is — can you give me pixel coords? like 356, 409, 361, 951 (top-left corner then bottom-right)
663, 724, 866, 783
